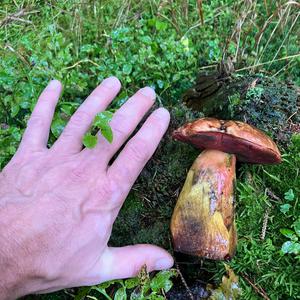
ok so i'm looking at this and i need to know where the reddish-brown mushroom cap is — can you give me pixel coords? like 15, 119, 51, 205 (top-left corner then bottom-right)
173, 118, 281, 164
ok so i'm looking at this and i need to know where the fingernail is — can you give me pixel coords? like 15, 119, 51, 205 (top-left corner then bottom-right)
48, 80, 61, 90
155, 107, 170, 118
140, 87, 156, 100
102, 76, 121, 88
155, 257, 174, 270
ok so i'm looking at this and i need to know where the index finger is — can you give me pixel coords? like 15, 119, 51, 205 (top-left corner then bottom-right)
107, 108, 170, 197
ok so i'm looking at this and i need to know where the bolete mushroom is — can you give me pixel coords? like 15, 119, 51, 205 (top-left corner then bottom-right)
170, 118, 281, 260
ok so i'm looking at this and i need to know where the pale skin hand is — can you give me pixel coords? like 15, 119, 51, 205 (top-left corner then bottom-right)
0, 77, 173, 299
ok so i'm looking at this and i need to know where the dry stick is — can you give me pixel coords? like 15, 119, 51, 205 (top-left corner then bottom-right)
236, 53, 300, 71
268, 11, 300, 69
0, 8, 39, 27
255, 0, 300, 66
197, 0, 204, 25
4, 44, 31, 66
197, 52, 300, 73
266, 188, 281, 202
254, 4, 290, 68
157, 12, 180, 33
272, 58, 295, 77
62, 59, 101, 70
255, 12, 277, 53
175, 262, 194, 300
264, 0, 269, 15
241, 274, 270, 300
181, 8, 225, 38
182, 0, 189, 22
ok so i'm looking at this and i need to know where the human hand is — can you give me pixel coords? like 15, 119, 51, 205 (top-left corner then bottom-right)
0, 77, 173, 299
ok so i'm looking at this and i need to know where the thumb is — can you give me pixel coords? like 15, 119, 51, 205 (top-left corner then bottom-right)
87, 244, 174, 284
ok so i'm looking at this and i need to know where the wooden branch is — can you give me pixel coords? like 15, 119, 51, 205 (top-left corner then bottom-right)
0, 8, 39, 27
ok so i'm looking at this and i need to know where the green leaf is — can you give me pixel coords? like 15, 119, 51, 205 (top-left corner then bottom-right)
150, 270, 177, 293
97, 280, 116, 289
125, 277, 139, 289
122, 64, 133, 75
293, 218, 300, 237
208, 265, 241, 300
101, 124, 113, 143
280, 228, 296, 239
156, 80, 164, 89
11, 104, 20, 117
284, 189, 295, 201
51, 117, 66, 138
281, 241, 300, 254
280, 203, 291, 214
83, 133, 98, 148
93, 111, 114, 143
94, 111, 113, 124
60, 102, 80, 116
155, 20, 168, 31
93, 286, 113, 300
75, 286, 92, 300
114, 287, 127, 300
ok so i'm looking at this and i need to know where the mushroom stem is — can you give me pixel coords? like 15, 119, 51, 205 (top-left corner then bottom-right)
171, 149, 237, 260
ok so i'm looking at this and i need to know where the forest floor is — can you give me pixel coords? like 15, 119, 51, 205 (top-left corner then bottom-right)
0, 1, 299, 299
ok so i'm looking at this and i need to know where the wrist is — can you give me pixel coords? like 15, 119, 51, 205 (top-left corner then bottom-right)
0, 199, 35, 299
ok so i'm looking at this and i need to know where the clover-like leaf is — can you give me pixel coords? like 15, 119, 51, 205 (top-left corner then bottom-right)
280, 203, 291, 214
281, 241, 300, 255
122, 64, 133, 75
150, 270, 177, 293
83, 133, 98, 148
284, 189, 295, 201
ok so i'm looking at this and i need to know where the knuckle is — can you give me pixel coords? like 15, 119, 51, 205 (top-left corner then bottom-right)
27, 115, 44, 128
70, 110, 92, 128
39, 90, 53, 102
111, 114, 130, 139
126, 138, 150, 163
88, 85, 110, 102
98, 84, 111, 95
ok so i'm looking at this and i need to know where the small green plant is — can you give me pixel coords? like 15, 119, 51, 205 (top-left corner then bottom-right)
279, 189, 300, 256
82, 111, 114, 148
208, 265, 241, 300
245, 86, 264, 103
228, 93, 241, 117
75, 267, 177, 300
280, 189, 295, 214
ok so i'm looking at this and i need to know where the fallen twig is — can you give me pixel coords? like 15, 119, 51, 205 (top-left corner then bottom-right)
241, 274, 270, 300
62, 59, 100, 70
236, 53, 300, 71
0, 8, 39, 27
197, 0, 204, 25
266, 188, 281, 202
175, 262, 194, 300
